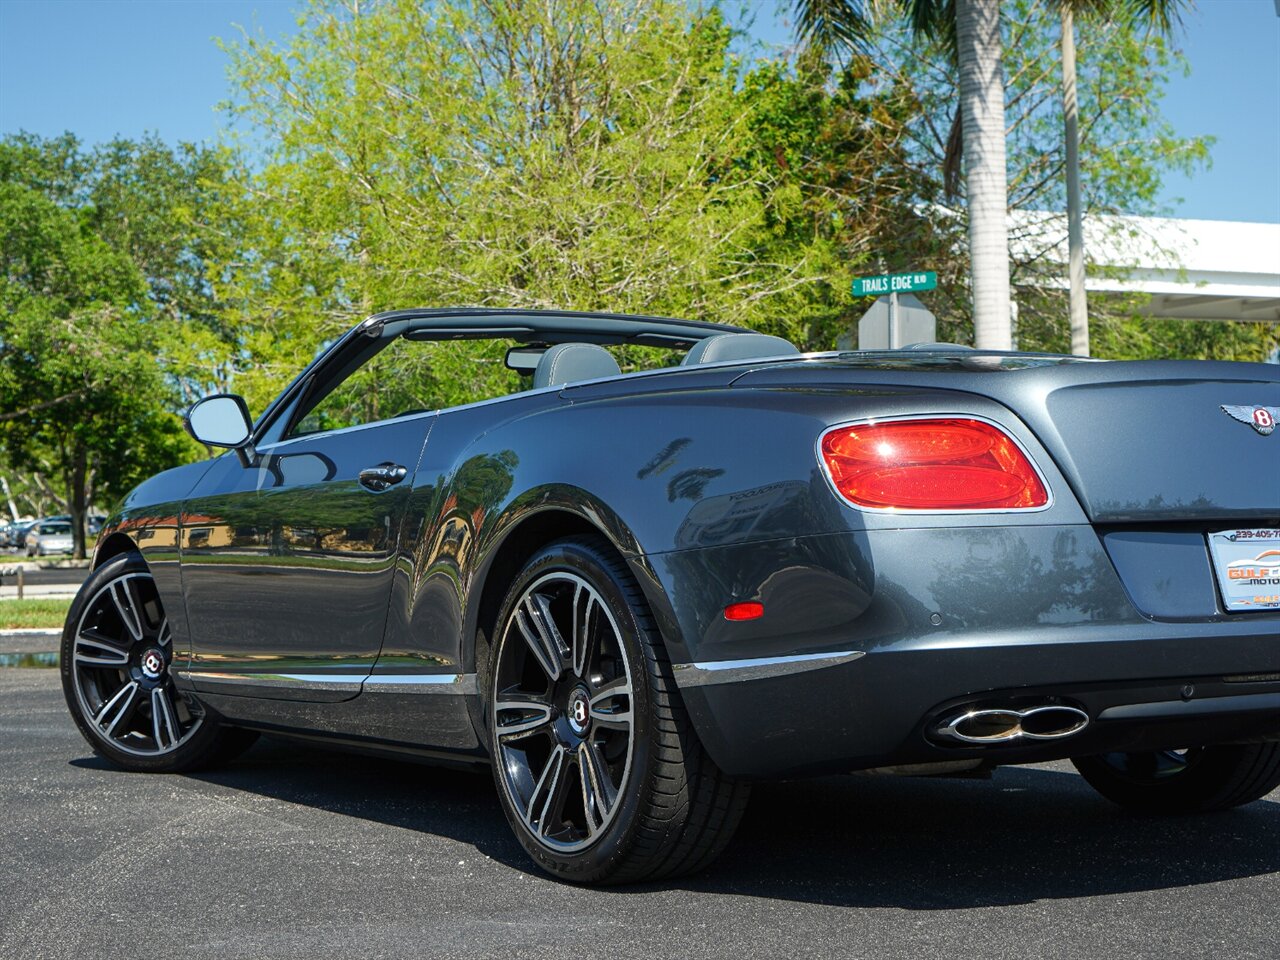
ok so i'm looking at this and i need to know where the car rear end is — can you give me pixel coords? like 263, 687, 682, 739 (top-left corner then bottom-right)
646, 354, 1280, 779
35, 523, 74, 556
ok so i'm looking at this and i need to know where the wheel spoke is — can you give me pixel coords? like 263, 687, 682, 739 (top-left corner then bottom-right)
494, 696, 555, 741
74, 628, 130, 667
589, 677, 632, 730
157, 619, 172, 648
571, 584, 597, 680
517, 594, 566, 681
151, 687, 181, 750
526, 743, 571, 837
95, 680, 139, 737
109, 579, 145, 643
578, 741, 616, 835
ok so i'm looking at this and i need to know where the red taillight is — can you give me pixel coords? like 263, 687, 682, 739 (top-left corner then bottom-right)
723, 601, 764, 621
819, 419, 1049, 511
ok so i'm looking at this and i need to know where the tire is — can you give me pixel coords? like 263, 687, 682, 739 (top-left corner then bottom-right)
1073, 744, 1280, 815
486, 536, 749, 884
60, 551, 258, 773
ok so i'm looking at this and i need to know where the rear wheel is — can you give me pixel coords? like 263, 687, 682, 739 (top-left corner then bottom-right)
60, 552, 257, 772
1073, 744, 1280, 814
487, 536, 748, 884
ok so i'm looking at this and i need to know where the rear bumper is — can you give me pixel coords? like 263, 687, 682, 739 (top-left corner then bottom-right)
638, 525, 1280, 778
673, 630, 1280, 777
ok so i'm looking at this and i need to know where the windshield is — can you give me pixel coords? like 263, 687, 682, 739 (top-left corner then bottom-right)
41, 523, 71, 535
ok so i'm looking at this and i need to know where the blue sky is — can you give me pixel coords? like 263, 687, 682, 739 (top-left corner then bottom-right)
1, 0, 1277, 223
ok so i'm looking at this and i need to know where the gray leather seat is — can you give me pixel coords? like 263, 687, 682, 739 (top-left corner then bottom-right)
532, 342, 622, 389
682, 333, 800, 365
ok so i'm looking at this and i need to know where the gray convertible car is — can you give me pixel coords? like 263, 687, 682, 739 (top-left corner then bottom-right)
60, 309, 1280, 884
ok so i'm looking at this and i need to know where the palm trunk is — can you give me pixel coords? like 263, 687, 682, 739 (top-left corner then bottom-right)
955, 0, 1013, 350
1061, 7, 1090, 356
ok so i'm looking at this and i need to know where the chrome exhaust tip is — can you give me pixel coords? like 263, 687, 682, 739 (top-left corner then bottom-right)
936, 705, 1089, 744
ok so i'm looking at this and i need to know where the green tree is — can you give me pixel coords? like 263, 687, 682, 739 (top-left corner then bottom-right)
791, 0, 1193, 354
217, 0, 935, 410
793, 0, 1016, 348
1058, 0, 1189, 357
0, 134, 217, 556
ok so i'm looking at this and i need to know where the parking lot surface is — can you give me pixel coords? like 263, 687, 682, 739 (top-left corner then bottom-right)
2, 667, 1278, 960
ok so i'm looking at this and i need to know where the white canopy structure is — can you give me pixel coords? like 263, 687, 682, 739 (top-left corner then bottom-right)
1009, 212, 1280, 325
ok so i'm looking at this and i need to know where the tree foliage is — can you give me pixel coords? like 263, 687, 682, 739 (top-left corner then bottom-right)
0, 134, 222, 554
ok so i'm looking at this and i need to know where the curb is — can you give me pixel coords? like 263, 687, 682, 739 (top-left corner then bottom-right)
0, 560, 91, 574
0, 627, 61, 636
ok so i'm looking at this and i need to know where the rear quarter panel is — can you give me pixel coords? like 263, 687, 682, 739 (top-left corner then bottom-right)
386, 374, 1093, 678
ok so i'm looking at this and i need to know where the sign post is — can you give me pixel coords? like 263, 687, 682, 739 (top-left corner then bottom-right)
851, 271, 937, 349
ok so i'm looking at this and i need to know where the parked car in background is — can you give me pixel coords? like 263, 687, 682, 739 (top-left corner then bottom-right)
26, 519, 74, 557
3, 520, 36, 550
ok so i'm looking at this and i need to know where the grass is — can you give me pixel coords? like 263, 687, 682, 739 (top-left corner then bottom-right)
0, 598, 72, 630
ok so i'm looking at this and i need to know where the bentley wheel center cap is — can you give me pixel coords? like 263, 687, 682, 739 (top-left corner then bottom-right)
140, 649, 165, 680
567, 689, 590, 736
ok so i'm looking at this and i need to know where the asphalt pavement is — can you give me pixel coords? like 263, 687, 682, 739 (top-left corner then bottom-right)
2, 667, 1278, 960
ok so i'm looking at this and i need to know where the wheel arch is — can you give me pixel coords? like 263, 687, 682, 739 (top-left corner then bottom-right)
92, 532, 142, 569
463, 493, 687, 679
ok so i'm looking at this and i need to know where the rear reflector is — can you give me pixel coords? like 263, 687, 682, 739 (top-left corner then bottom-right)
723, 601, 764, 621
820, 419, 1049, 511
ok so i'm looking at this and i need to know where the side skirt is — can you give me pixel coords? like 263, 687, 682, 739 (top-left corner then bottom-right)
187, 673, 485, 756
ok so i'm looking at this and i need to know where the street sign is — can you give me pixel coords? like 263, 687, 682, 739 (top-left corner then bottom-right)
851, 270, 937, 297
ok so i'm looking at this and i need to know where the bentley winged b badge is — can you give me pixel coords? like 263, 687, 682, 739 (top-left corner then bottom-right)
1220, 405, 1279, 436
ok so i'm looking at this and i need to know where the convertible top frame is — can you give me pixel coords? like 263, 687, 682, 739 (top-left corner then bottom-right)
358, 307, 748, 347
253, 308, 749, 444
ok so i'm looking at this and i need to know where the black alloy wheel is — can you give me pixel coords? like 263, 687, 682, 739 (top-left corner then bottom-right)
1073, 743, 1280, 814
492, 569, 635, 851
487, 537, 749, 884
61, 552, 257, 772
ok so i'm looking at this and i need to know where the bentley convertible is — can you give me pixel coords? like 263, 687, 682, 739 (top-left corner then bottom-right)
60, 308, 1280, 883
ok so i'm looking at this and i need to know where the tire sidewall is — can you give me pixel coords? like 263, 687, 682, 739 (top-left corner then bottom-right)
485, 538, 656, 883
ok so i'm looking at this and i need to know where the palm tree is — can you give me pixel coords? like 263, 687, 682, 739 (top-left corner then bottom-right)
794, 0, 1014, 350
791, 0, 1187, 354
1060, 0, 1187, 356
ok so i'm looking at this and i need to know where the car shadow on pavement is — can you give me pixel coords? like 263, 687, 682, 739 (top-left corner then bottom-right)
132, 735, 1280, 909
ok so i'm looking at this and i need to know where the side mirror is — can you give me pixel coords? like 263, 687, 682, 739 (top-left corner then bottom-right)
185, 395, 255, 463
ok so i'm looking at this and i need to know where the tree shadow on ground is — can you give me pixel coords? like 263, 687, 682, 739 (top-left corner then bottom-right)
107, 735, 1280, 910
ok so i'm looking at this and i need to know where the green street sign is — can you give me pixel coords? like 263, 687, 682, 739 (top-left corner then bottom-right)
851, 270, 937, 297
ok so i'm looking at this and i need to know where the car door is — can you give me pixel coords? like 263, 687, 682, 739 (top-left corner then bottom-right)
179, 335, 439, 702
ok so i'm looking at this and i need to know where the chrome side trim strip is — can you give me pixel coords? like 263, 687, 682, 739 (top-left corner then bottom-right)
178, 670, 367, 693
671, 650, 865, 687
362, 673, 477, 695
178, 669, 477, 695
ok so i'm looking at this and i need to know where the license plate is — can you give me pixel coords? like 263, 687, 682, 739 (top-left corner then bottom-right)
1207, 529, 1280, 612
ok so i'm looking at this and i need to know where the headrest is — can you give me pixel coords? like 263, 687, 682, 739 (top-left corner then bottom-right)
532, 343, 622, 389
681, 333, 800, 365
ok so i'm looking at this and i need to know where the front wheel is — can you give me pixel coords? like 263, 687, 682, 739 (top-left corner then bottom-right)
487, 536, 748, 884
1073, 744, 1280, 815
60, 552, 257, 772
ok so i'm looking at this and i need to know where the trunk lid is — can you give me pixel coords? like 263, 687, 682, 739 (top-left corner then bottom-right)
734, 355, 1279, 523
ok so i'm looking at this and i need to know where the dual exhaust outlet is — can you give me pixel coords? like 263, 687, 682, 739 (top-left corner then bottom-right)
934, 704, 1090, 745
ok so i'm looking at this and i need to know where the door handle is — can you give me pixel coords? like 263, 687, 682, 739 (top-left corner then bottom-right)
358, 462, 408, 492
